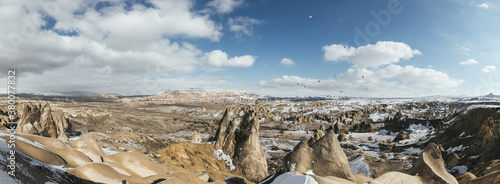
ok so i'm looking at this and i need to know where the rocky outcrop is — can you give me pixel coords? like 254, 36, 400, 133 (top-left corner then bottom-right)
333, 122, 342, 134
307, 129, 324, 146
16, 103, 71, 141
455, 172, 476, 184
446, 153, 460, 168
283, 128, 354, 181
392, 130, 408, 142
213, 108, 268, 182
232, 110, 268, 182
430, 107, 500, 167
410, 143, 458, 184
337, 133, 348, 142
192, 131, 202, 143
213, 108, 237, 156
351, 121, 374, 133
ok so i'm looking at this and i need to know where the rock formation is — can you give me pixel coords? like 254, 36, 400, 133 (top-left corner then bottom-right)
213, 109, 268, 182
15, 103, 71, 141
410, 143, 458, 184
307, 128, 324, 146
333, 122, 342, 134
337, 132, 348, 142
192, 131, 202, 143
232, 110, 268, 182
392, 130, 407, 142
351, 121, 374, 133
213, 108, 238, 156
283, 128, 354, 181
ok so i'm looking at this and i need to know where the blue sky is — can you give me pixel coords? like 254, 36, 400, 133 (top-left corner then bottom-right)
0, 0, 498, 97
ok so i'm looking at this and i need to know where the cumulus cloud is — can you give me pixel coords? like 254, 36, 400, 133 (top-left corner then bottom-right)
322, 41, 421, 68
257, 64, 463, 97
228, 16, 263, 37
482, 65, 496, 73
203, 50, 256, 67
206, 0, 244, 14
459, 59, 478, 65
0, 0, 256, 95
477, 3, 489, 9
280, 58, 296, 67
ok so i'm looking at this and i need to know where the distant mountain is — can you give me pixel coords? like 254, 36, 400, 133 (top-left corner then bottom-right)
484, 93, 500, 98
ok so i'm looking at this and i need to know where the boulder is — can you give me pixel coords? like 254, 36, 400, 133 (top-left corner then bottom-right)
410, 143, 458, 184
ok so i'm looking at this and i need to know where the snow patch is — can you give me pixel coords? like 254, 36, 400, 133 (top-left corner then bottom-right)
349, 156, 370, 177
447, 165, 468, 175
213, 149, 235, 171
401, 147, 422, 155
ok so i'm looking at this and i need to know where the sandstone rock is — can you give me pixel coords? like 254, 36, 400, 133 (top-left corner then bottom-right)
455, 172, 476, 184
214, 108, 237, 156
392, 130, 407, 142
337, 132, 348, 142
351, 121, 374, 133
16, 103, 71, 140
232, 110, 268, 182
369, 172, 423, 184
410, 143, 458, 184
192, 131, 202, 143
354, 173, 374, 184
307, 129, 324, 146
333, 122, 342, 134
466, 170, 500, 184
283, 128, 354, 181
446, 153, 460, 168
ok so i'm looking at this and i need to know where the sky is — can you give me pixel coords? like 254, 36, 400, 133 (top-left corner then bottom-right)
0, 0, 499, 97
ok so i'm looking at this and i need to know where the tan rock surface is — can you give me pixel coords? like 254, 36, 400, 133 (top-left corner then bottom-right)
410, 143, 458, 184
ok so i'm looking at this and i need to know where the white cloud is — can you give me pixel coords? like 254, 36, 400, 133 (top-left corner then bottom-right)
460, 46, 470, 52
482, 65, 496, 73
257, 64, 463, 97
0, 0, 255, 95
477, 3, 489, 9
203, 50, 256, 67
322, 41, 421, 68
459, 59, 478, 65
206, 0, 244, 14
228, 16, 263, 37
280, 58, 296, 67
